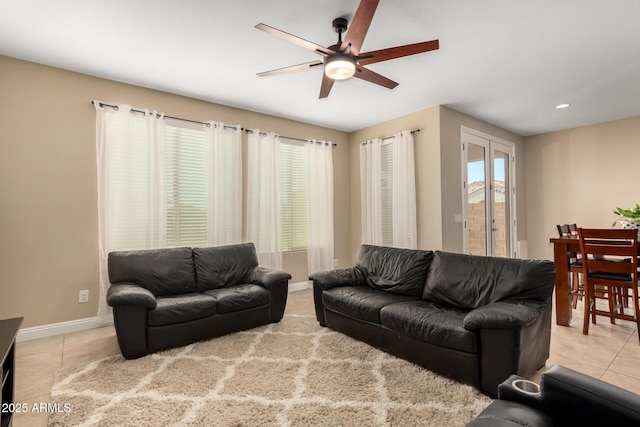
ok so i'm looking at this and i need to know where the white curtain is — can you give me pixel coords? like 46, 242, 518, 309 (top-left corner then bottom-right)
94, 102, 166, 321
246, 130, 283, 269
205, 122, 242, 246
360, 132, 417, 249
360, 138, 383, 245
306, 140, 334, 274
392, 130, 417, 249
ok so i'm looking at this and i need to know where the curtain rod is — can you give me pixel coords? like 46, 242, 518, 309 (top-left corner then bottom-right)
243, 129, 336, 147
382, 129, 421, 141
92, 101, 336, 146
360, 129, 421, 145
93, 101, 231, 129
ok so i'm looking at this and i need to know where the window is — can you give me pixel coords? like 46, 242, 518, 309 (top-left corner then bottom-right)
165, 120, 207, 247
280, 138, 308, 251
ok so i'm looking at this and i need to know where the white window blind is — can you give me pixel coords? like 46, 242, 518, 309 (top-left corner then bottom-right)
165, 120, 208, 247
381, 141, 393, 246
280, 138, 308, 251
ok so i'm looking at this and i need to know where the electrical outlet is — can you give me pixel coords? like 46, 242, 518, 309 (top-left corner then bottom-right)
334, 259, 339, 267
79, 290, 89, 303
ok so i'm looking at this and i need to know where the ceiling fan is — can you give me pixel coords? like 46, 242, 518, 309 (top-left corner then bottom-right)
255, 0, 439, 99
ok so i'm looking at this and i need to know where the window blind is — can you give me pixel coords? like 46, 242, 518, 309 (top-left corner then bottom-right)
380, 141, 393, 246
165, 120, 208, 247
280, 138, 308, 251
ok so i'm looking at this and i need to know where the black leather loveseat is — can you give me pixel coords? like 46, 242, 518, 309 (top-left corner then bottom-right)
468, 364, 640, 426
310, 245, 555, 396
107, 242, 291, 359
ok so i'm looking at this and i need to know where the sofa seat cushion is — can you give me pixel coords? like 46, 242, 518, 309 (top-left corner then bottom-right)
380, 300, 478, 353
148, 293, 217, 327
322, 286, 418, 324
203, 284, 270, 314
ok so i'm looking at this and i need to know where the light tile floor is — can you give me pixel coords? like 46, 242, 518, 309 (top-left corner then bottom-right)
12, 289, 640, 426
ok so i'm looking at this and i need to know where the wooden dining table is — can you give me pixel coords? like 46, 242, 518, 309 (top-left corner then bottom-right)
549, 236, 580, 326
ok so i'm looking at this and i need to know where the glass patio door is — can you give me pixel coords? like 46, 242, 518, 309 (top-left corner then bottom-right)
462, 130, 515, 257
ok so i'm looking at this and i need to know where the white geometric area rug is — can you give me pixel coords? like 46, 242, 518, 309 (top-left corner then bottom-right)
49, 314, 491, 426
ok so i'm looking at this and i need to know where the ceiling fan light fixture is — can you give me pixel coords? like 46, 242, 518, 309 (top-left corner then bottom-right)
324, 54, 356, 80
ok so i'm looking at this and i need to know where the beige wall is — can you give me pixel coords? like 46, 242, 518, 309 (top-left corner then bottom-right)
0, 55, 350, 327
524, 116, 640, 261
348, 107, 443, 261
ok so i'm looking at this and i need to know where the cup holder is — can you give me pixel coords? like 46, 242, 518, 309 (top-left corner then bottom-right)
511, 379, 541, 396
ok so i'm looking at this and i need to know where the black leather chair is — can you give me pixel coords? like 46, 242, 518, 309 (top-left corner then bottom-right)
468, 364, 640, 426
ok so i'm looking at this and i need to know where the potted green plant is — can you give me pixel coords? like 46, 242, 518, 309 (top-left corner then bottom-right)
612, 203, 640, 229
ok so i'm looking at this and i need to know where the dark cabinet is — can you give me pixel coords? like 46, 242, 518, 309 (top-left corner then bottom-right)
1, 318, 23, 427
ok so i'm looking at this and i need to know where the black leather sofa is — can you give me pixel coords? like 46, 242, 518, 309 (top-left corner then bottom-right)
107, 242, 291, 359
310, 245, 555, 397
468, 364, 640, 426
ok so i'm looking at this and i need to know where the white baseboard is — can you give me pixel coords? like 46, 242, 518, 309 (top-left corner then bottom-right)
16, 317, 113, 343
288, 281, 312, 292
17, 282, 313, 342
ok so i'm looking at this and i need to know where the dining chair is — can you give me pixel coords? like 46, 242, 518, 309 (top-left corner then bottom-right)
577, 228, 640, 341
557, 224, 583, 308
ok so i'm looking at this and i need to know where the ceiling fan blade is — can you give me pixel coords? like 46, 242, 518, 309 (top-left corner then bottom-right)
257, 60, 323, 77
319, 73, 335, 99
255, 23, 335, 56
340, 0, 379, 55
358, 40, 439, 65
354, 66, 398, 89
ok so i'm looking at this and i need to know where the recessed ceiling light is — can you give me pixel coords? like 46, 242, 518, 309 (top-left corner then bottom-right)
555, 103, 571, 109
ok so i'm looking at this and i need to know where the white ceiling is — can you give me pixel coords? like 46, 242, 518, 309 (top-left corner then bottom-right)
2, 0, 639, 136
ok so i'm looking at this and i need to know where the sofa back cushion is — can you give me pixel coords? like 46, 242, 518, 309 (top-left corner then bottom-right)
355, 245, 434, 297
108, 247, 197, 296
423, 251, 555, 310
193, 243, 259, 291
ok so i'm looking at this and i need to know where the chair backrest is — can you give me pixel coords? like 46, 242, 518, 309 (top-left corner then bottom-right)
557, 224, 570, 237
568, 223, 578, 236
577, 228, 638, 281
557, 223, 578, 238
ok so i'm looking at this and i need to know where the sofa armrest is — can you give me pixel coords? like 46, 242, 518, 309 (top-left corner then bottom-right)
497, 374, 543, 404
498, 365, 640, 425
471, 301, 552, 396
310, 267, 366, 327
107, 283, 157, 309
246, 266, 291, 323
246, 266, 292, 290
463, 301, 544, 331
309, 267, 365, 290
